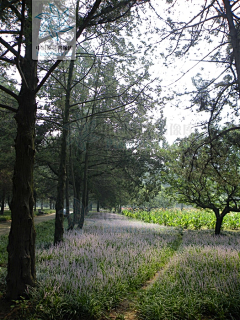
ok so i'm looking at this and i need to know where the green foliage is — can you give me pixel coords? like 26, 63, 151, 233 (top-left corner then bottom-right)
122, 208, 240, 231
0, 234, 8, 267
0, 210, 11, 222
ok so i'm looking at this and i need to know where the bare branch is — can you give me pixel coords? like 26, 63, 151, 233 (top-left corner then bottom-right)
0, 56, 16, 64
0, 36, 19, 57
0, 103, 18, 113
36, 0, 102, 93
0, 84, 19, 101
0, 31, 20, 34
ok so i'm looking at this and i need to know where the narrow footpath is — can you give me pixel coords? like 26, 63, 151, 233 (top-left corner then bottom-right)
0, 213, 56, 236
106, 229, 183, 320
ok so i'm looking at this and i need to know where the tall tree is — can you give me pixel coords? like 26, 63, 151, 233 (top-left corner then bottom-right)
163, 129, 240, 235
154, 0, 240, 132
0, 0, 150, 299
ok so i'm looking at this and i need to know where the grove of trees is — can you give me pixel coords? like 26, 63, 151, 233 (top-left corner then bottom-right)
1, 0, 240, 300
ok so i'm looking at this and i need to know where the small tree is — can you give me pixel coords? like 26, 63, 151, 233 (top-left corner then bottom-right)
164, 129, 240, 234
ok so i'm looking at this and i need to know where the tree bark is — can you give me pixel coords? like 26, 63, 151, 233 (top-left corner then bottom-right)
215, 215, 223, 235
73, 180, 81, 225
54, 60, 74, 245
223, 0, 240, 91
33, 190, 37, 212
78, 144, 88, 229
7, 89, 37, 299
214, 207, 229, 235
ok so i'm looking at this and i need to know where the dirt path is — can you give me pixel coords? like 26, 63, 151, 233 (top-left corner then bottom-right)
0, 213, 55, 236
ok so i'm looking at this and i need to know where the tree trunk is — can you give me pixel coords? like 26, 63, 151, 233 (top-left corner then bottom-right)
214, 206, 230, 235
0, 188, 5, 215
65, 162, 72, 228
215, 215, 224, 235
78, 145, 88, 229
97, 200, 100, 212
74, 181, 81, 224
7, 89, 37, 299
85, 189, 89, 215
33, 190, 37, 212
54, 60, 74, 245
66, 165, 69, 216
223, 0, 240, 91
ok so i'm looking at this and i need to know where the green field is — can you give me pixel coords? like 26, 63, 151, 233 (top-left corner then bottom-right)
122, 207, 240, 230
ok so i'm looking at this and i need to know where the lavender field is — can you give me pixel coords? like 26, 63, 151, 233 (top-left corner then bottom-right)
7, 212, 240, 320
32, 213, 180, 319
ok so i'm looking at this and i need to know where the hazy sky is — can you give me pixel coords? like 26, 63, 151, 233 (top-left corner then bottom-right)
146, 0, 239, 144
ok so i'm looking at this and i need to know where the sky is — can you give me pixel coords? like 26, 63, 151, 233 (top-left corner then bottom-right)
4, 0, 239, 145
144, 0, 239, 144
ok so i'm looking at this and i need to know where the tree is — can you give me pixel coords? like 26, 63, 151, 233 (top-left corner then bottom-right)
0, 0, 150, 299
163, 129, 240, 235
153, 0, 240, 133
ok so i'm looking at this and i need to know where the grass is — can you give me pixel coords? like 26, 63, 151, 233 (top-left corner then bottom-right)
0, 210, 11, 222
122, 207, 240, 230
0, 208, 55, 222
137, 229, 240, 320
1, 212, 240, 319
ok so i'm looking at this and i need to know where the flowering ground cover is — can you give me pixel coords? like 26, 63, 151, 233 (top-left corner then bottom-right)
122, 208, 240, 230
1, 213, 240, 319
29, 213, 180, 319
137, 229, 240, 320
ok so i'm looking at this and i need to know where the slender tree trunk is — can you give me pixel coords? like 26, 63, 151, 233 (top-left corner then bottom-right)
214, 207, 229, 235
97, 200, 100, 212
85, 189, 89, 215
215, 215, 224, 235
65, 162, 72, 227
78, 145, 88, 229
0, 188, 5, 215
74, 180, 81, 224
66, 165, 69, 216
33, 190, 37, 212
223, 0, 240, 91
54, 60, 74, 245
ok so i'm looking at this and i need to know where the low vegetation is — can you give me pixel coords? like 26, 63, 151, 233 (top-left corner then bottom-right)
0, 215, 180, 319
122, 208, 240, 230
1, 212, 240, 319
0, 210, 11, 222
0, 209, 55, 222
138, 229, 240, 320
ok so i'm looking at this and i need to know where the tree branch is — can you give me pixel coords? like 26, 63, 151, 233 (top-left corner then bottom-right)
36, 0, 103, 94
0, 36, 19, 57
0, 84, 19, 101
0, 103, 18, 113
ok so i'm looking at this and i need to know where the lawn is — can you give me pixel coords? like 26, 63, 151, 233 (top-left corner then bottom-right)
0, 212, 240, 319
